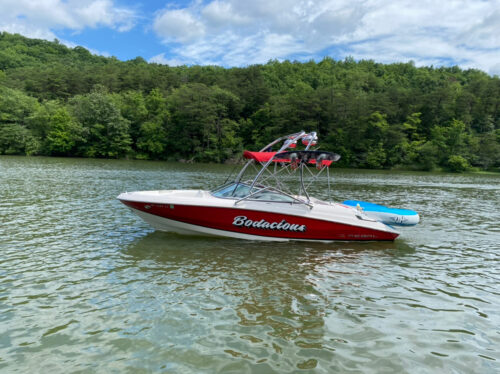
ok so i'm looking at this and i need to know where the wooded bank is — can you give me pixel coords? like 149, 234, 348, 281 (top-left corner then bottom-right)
1, 32, 499, 172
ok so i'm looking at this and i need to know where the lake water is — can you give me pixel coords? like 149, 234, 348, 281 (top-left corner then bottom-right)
1, 156, 499, 373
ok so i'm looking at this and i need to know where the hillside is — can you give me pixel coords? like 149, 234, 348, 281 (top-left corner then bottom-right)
0, 32, 499, 171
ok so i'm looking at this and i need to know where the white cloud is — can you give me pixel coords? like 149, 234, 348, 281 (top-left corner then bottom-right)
202, 1, 251, 28
56, 38, 110, 57
149, 52, 186, 66
153, 8, 205, 43
0, 21, 57, 41
489, 62, 500, 76
0, 0, 137, 39
151, 0, 500, 73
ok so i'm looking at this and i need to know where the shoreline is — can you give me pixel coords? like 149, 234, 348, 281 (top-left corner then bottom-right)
2, 154, 498, 175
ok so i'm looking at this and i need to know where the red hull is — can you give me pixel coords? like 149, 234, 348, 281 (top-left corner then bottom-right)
121, 200, 398, 241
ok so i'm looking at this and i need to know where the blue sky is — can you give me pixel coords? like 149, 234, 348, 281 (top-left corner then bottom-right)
1, 1, 499, 74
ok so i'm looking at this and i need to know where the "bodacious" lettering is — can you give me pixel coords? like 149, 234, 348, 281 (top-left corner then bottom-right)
232, 216, 306, 232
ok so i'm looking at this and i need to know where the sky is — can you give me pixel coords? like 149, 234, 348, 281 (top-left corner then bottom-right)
1, 0, 499, 74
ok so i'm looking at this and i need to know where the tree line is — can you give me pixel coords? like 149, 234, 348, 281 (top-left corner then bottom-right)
1, 32, 499, 171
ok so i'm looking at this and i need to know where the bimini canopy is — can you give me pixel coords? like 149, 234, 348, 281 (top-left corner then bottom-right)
243, 150, 341, 167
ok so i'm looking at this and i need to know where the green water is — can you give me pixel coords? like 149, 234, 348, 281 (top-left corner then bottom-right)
1, 156, 499, 373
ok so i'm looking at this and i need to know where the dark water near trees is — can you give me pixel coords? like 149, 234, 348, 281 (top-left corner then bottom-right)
1, 156, 499, 373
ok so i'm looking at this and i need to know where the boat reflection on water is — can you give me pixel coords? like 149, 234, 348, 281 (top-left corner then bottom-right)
123, 231, 412, 261
120, 232, 415, 371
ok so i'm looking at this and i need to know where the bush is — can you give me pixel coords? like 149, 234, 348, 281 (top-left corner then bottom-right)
447, 155, 469, 172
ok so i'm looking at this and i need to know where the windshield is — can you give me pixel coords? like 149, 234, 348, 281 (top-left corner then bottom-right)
212, 182, 295, 202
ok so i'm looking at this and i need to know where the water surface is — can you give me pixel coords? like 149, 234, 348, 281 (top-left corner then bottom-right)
1, 156, 499, 373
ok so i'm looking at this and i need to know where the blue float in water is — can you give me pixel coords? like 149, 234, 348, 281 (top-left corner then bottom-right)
343, 200, 420, 226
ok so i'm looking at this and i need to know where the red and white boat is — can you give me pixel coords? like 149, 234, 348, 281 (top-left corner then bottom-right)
118, 131, 418, 241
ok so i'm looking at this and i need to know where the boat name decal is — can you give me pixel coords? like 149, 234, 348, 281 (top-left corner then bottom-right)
232, 216, 306, 232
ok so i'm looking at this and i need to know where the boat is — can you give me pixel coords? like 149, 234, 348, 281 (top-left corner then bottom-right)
118, 131, 419, 241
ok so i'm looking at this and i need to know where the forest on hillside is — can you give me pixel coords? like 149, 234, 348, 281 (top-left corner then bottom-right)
1, 32, 499, 171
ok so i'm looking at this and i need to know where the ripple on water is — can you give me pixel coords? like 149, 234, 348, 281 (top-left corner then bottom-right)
1, 157, 499, 373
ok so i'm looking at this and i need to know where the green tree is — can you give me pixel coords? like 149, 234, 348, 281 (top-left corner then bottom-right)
46, 107, 83, 155
365, 142, 387, 168
447, 155, 469, 172
136, 120, 167, 159
402, 112, 423, 141
115, 90, 148, 144
0, 123, 31, 154
430, 119, 468, 166
70, 86, 131, 158
475, 132, 500, 169
0, 86, 38, 125
167, 83, 240, 161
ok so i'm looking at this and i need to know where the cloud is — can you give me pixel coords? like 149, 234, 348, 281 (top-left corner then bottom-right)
202, 1, 251, 28
57, 38, 111, 57
153, 8, 205, 43
0, 0, 137, 39
151, 0, 500, 73
149, 52, 186, 66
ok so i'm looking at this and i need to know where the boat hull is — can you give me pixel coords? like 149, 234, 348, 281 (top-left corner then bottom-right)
119, 193, 399, 241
